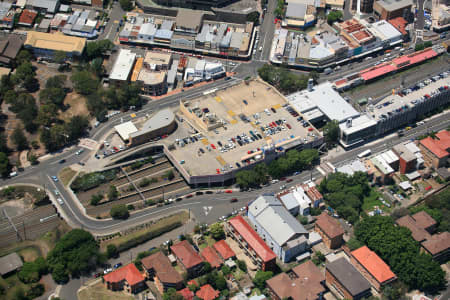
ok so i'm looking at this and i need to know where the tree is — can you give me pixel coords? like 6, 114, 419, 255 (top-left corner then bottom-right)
46, 75, 67, 89
209, 223, 225, 240
108, 185, 119, 201
253, 271, 273, 290
37, 104, 58, 126
347, 237, 363, 251
90, 194, 103, 206
0, 152, 9, 177
221, 265, 231, 276
28, 152, 38, 165
66, 115, 89, 141
12, 126, 28, 151
415, 43, 425, 51
327, 10, 343, 25
106, 244, 119, 259
110, 204, 129, 219
18, 262, 40, 283
47, 229, 100, 283
53, 51, 67, 64
165, 170, 175, 181
119, 0, 133, 10
214, 274, 227, 290
71, 71, 99, 95
15, 50, 32, 65
298, 215, 308, 225
323, 120, 340, 145
39, 86, 67, 107
163, 288, 184, 300
237, 260, 247, 272
85, 40, 114, 60
26, 283, 45, 299
90, 57, 104, 77
247, 11, 260, 24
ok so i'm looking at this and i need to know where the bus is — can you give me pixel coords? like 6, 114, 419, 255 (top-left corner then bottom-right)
357, 149, 372, 159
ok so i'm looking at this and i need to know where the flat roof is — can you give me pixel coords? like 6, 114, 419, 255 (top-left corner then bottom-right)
0, 253, 23, 275
109, 49, 136, 81
326, 258, 371, 297
287, 82, 360, 123
339, 114, 377, 136
175, 9, 203, 30
137, 70, 166, 85
337, 159, 367, 176
143, 51, 171, 66
130, 108, 175, 138
375, 0, 413, 11
370, 20, 401, 40
25, 31, 86, 54
115, 121, 138, 140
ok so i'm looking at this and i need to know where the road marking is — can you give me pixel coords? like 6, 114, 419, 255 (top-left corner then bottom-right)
203, 206, 212, 216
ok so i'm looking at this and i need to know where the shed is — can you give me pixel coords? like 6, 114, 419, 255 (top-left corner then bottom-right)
0, 253, 23, 276
399, 181, 412, 190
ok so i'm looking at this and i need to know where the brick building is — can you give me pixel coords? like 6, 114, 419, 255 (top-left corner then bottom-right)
315, 212, 344, 249
141, 252, 184, 293
419, 130, 450, 169
103, 263, 146, 294
170, 240, 204, 277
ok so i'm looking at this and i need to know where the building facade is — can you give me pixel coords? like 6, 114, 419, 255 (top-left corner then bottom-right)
315, 212, 344, 249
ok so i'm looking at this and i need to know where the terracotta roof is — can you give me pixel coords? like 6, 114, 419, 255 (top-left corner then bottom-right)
388, 17, 407, 35
178, 287, 194, 300
19, 10, 37, 25
213, 240, 235, 260
267, 260, 325, 300
228, 215, 276, 263
419, 130, 450, 159
103, 263, 145, 286
200, 247, 222, 269
91, 0, 103, 7
351, 246, 396, 284
141, 252, 183, 285
315, 212, 344, 239
421, 232, 450, 255
412, 211, 437, 230
188, 279, 198, 286
171, 240, 203, 269
396, 215, 431, 242
196, 284, 219, 300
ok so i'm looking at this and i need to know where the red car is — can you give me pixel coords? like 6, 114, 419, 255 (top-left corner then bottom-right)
286, 179, 293, 183
113, 146, 119, 151
225, 190, 233, 193
308, 127, 313, 132
425, 186, 432, 191
211, 144, 216, 149
247, 150, 253, 154
286, 123, 292, 129
230, 198, 238, 203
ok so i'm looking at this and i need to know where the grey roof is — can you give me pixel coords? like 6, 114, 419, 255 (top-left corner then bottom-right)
213, 23, 228, 44
220, 31, 232, 47
130, 109, 175, 138
161, 20, 174, 31
175, 9, 203, 31
196, 24, 210, 43
39, 18, 51, 29
249, 195, 308, 246
375, 0, 413, 11
0, 253, 23, 275
279, 193, 299, 211
79, 10, 89, 20
30, 0, 59, 13
286, 3, 307, 19
167, 68, 177, 84
155, 29, 173, 40
230, 31, 243, 49
326, 258, 371, 297
139, 23, 156, 37
0, 2, 12, 20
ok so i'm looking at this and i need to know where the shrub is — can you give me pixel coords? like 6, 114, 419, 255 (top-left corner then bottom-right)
71, 170, 116, 192
237, 260, 247, 272
110, 204, 129, 219
90, 194, 103, 206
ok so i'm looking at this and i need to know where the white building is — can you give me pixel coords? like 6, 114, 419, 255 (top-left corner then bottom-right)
109, 49, 136, 83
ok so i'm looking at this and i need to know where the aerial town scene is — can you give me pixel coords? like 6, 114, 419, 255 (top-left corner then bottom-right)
0, 0, 449, 298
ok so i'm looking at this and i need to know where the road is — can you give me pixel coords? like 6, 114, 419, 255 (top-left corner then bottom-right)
97, 2, 124, 41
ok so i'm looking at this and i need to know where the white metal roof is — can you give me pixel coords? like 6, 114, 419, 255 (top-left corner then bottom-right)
109, 49, 136, 81
114, 121, 138, 140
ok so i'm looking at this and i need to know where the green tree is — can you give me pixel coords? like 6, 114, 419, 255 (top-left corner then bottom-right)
209, 223, 225, 240
214, 274, 227, 290
119, 0, 133, 10
53, 51, 67, 64
15, 50, 32, 65
39, 86, 67, 107
253, 270, 273, 289
90, 57, 104, 77
323, 120, 340, 145
110, 204, 129, 219
415, 43, 425, 51
0, 152, 10, 177
108, 185, 119, 201
165, 170, 175, 180
237, 260, 247, 272
327, 10, 343, 25
28, 152, 38, 165
85, 40, 114, 60
163, 288, 184, 300
221, 265, 231, 276
37, 104, 58, 126
46, 75, 67, 89
90, 194, 103, 206
12, 126, 28, 151
66, 115, 89, 141
247, 11, 260, 24
26, 283, 45, 299
106, 244, 119, 258
347, 237, 363, 251
18, 262, 40, 283
71, 71, 99, 95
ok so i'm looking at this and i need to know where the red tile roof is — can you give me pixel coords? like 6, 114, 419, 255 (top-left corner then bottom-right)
388, 17, 407, 35
420, 130, 450, 159
360, 63, 397, 81
196, 284, 220, 300
188, 279, 198, 287
141, 252, 183, 285
315, 212, 344, 239
178, 287, 194, 300
171, 240, 204, 269
351, 246, 396, 284
103, 263, 145, 286
228, 215, 276, 263
19, 10, 37, 25
213, 240, 235, 260
200, 247, 222, 269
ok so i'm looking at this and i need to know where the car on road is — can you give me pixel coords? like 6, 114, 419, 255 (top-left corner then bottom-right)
286, 179, 293, 183
51, 176, 58, 182
76, 149, 84, 155
59, 159, 66, 164
78, 162, 85, 166
279, 185, 286, 190
94, 272, 102, 278
57, 198, 64, 205
230, 198, 238, 203
54, 189, 59, 196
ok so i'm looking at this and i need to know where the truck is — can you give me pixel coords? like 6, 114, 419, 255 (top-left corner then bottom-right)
357, 149, 372, 158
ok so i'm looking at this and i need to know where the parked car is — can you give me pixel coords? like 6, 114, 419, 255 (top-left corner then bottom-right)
230, 198, 238, 203
113, 263, 122, 269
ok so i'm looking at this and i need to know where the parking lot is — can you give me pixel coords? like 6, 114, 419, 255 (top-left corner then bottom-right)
169, 80, 320, 176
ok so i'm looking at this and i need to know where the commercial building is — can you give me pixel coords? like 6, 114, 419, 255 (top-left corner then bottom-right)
0, 34, 24, 66
141, 252, 183, 293
284, 1, 316, 29
351, 0, 375, 13
109, 49, 136, 84
419, 130, 450, 169
153, 0, 229, 10
103, 263, 146, 294
170, 240, 204, 277
421, 232, 450, 263
61, 10, 100, 39
350, 246, 397, 291
24, 31, 86, 59
393, 143, 417, 174
266, 260, 325, 300
373, 0, 413, 20
325, 258, 371, 300
27, 0, 60, 15
248, 195, 309, 262
137, 70, 167, 96
315, 212, 344, 249
226, 215, 277, 271
0, 253, 23, 276
128, 109, 177, 146
278, 186, 313, 216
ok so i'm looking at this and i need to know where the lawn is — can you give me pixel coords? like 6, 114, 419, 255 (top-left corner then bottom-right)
77, 281, 135, 300
59, 167, 77, 186
100, 211, 189, 252
363, 189, 392, 212
0, 273, 31, 300
198, 235, 216, 250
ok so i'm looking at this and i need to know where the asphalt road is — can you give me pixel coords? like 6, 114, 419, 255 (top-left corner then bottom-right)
97, 2, 124, 41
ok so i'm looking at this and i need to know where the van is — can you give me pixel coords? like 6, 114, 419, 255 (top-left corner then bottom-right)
9, 171, 17, 177
259, 47, 263, 52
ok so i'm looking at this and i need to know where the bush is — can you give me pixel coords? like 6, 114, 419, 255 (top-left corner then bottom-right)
209, 223, 225, 240
139, 178, 151, 187
165, 170, 175, 181
18, 262, 40, 283
106, 244, 118, 259
90, 194, 103, 206
237, 260, 247, 272
71, 170, 116, 192
26, 283, 45, 299
110, 204, 129, 219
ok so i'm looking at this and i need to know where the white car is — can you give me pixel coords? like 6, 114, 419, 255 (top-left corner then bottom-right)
57, 198, 64, 205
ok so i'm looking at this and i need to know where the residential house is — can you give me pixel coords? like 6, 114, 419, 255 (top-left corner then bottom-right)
226, 215, 277, 271
325, 257, 372, 300
0, 34, 24, 65
170, 240, 204, 277
278, 186, 313, 216
196, 284, 219, 300
266, 260, 325, 300
18, 10, 38, 27
178, 287, 195, 300
395, 211, 437, 242
141, 252, 184, 294
419, 130, 450, 168
421, 232, 450, 263
315, 212, 344, 249
248, 195, 309, 262
200, 247, 222, 269
350, 246, 397, 292
213, 240, 235, 261
103, 263, 146, 294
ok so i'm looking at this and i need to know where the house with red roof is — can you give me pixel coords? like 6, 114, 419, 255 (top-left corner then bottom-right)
419, 130, 450, 168
225, 215, 276, 271
200, 246, 222, 269
141, 252, 183, 293
103, 263, 146, 294
170, 240, 204, 277
213, 240, 235, 261
18, 10, 37, 27
178, 287, 194, 300
350, 246, 397, 291
196, 284, 220, 300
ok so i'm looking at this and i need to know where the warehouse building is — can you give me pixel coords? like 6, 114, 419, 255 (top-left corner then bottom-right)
24, 31, 86, 59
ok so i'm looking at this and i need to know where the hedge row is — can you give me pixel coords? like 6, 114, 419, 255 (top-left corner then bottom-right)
71, 169, 117, 192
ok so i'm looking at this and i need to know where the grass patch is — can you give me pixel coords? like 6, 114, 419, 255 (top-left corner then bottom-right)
77, 281, 134, 300
58, 167, 77, 186
100, 211, 189, 252
0, 273, 31, 300
362, 189, 384, 211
